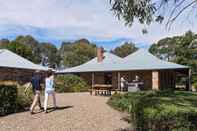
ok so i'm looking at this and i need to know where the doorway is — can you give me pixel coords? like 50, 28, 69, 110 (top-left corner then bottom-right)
104, 72, 112, 84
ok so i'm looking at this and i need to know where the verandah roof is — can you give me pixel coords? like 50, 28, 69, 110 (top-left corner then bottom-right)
57, 49, 188, 73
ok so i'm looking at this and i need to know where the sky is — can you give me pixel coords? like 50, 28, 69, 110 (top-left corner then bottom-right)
0, 0, 196, 50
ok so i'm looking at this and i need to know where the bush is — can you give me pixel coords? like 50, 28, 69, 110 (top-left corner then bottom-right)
193, 83, 197, 90
55, 74, 89, 93
0, 85, 18, 116
108, 90, 197, 131
16, 84, 33, 110
0, 83, 34, 116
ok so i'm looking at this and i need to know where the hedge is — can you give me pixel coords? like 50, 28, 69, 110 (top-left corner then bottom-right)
0, 84, 33, 116
108, 90, 197, 131
0, 85, 18, 116
55, 74, 89, 93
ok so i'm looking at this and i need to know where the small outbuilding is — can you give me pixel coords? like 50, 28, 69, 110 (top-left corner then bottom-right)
58, 48, 191, 92
0, 49, 49, 83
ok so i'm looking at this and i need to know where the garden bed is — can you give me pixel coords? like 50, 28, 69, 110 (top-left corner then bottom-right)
108, 90, 197, 131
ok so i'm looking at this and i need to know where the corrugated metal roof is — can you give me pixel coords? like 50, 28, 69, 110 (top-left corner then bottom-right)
57, 49, 189, 73
120, 49, 188, 70
82, 52, 122, 65
57, 52, 123, 73
0, 49, 48, 71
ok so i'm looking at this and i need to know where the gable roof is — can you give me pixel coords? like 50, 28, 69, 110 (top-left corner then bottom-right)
57, 52, 123, 73
120, 49, 188, 70
0, 49, 48, 71
57, 49, 189, 73
83, 52, 122, 65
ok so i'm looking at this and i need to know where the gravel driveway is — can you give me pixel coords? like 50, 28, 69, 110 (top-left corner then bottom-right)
0, 93, 130, 131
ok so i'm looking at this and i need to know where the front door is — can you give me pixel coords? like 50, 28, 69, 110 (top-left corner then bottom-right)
104, 72, 112, 84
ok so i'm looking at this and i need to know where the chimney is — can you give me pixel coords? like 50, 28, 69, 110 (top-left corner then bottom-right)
97, 47, 104, 62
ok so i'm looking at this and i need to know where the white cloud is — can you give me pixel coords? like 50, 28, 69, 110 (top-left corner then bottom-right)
0, 0, 196, 47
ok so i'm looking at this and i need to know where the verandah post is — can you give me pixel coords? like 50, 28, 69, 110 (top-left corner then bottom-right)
118, 72, 120, 91
91, 72, 95, 95
152, 71, 159, 90
188, 69, 192, 91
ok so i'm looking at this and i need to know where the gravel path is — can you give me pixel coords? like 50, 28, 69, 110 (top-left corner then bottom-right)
0, 93, 130, 131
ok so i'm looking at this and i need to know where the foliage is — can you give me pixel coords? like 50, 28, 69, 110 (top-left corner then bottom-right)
60, 39, 97, 67
0, 41, 34, 61
111, 42, 138, 57
16, 84, 33, 110
14, 35, 39, 48
149, 31, 197, 83
110, 0, 156, 26
0, 83, 34, 116
0, 85, 18, 116
0, 39, 10, 46
149, 37, 177, 61
110, 0, 197, 30
193, 83, 197, 90
39, 42, 61, 68
0, 35, 61, 67
13, 35, 41, 63
108, 91, 197, 131
54, 74, 89, 92
0, 36, 97, 68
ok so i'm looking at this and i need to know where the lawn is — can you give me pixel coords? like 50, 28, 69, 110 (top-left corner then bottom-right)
108, 90, 197, 131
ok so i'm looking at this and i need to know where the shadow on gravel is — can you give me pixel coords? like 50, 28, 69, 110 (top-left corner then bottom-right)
0, 108, 30, 117
46, 105, 74, 113
121, 115, 131, 123
0, 106, 74, 116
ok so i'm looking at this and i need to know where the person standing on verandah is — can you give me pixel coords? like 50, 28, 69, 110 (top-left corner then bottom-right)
120, 76, 127, 91
44, 70, 57, 113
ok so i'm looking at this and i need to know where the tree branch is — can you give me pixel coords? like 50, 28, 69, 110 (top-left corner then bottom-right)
167, 0, 197, 30
167, 0, 186, 24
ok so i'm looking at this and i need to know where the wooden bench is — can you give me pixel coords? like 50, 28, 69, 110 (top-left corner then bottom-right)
92, 84, 113, 96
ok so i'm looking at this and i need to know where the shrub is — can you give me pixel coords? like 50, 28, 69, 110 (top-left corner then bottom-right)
0, 85, 18, 116
55, 74, 89, 93
0, 83, 34, 116
108, 90, 197, 131
16, 84, 33, 110
193, 83, 197, 90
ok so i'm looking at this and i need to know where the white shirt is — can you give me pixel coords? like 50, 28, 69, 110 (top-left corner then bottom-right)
120, 77, 126, 88
45, 76, 54, 92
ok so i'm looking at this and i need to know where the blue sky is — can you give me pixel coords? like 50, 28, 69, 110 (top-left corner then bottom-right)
0, 0, 197, 50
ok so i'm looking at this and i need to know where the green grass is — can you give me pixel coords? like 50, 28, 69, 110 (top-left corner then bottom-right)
108, 90, 197, 131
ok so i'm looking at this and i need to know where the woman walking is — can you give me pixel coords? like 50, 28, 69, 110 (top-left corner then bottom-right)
44, 71, 57, 113
25, 70, 43, 114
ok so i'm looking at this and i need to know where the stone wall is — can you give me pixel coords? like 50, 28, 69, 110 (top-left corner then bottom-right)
0, 67, 47, 84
